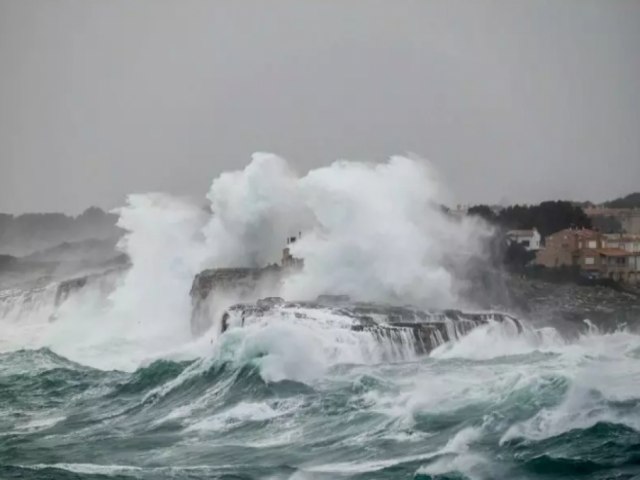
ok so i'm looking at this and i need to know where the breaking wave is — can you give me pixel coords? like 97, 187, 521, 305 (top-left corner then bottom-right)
0, 322, 638, 479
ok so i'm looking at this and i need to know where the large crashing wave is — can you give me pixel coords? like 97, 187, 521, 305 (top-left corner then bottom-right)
200, 153, 490, 306
1, 153, 494, 370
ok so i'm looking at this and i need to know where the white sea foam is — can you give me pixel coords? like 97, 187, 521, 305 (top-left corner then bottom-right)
430, 319, 565, 360
214, 305, 424, 383
185, 402, 281, 432
499, 329, 640, 444
12, 415, 66, 434
305, 426, 485, 476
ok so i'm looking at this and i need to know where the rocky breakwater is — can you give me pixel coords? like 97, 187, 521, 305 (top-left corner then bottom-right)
502, 276, 640, 334
220, 296, 522, 355
189, 265, 284, 335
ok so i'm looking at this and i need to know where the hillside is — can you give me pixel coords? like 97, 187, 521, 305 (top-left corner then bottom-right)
0, 207, 122, 256
603, 192, 640, 209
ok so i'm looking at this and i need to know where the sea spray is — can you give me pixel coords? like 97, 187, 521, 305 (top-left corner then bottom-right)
42, 194, 210, 370
201, 153, 492, 307
108, 193, 208, 343
283, 156, 464, 305
203, 153, 312, 268
5, 153, 493, 370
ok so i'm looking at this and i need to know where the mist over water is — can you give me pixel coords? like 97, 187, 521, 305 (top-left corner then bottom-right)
1, 154, 639, 479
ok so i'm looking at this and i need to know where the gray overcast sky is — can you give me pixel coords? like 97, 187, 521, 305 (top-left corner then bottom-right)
1, 0, 639, 214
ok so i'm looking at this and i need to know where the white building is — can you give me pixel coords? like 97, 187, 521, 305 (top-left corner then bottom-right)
506, 228, 541, 251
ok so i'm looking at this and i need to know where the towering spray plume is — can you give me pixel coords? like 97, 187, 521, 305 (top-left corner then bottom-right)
109, 193, 208, 341
200, 153, 491, 307
203, 153, 311, 268
6, 153, 493, 369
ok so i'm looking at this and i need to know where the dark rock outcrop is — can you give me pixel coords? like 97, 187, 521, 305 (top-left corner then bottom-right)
220, 297, 522, 355
502, 276, 640, 333
189, 265, 283, 335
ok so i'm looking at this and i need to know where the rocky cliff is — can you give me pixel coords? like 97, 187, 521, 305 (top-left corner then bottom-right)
220, 296, 522, 355
189, 265, 284, 335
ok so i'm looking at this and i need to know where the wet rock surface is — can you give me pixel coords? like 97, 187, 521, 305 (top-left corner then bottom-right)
189, 266, 283, 335
221, 297, 522, 355
503, 276, 640, 331
189, 267, 640, 341
189, 266, 282, 302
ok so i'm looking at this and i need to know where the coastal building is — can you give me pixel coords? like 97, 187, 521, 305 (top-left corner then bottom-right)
506, 228, 541, 251
585, 207, 640, 234
580, 249, 640, 284
536, 228, 603, 268
603, 233, 640, 253
536, 227, 639, 284
628, 253, 640, 285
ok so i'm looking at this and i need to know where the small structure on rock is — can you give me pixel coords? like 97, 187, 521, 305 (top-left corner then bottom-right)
190, 234, 306, 335
282, 233, 304, 270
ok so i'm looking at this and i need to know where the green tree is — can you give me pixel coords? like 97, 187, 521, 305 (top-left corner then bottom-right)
467, 205, 497, 223
497, 201, 591, 238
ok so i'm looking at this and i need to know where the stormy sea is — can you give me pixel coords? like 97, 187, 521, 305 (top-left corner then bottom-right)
1, 154, 639, 480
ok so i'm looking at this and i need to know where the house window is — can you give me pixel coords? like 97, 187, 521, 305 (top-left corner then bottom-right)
588, 240, 597, 249
585, 257, 595, 265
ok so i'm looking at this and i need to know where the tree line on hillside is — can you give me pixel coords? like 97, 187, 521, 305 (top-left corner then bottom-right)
603, 192, 640, 209
464, 201, 593, 273
462, 196, 639, 285
466, 201, 592, 239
